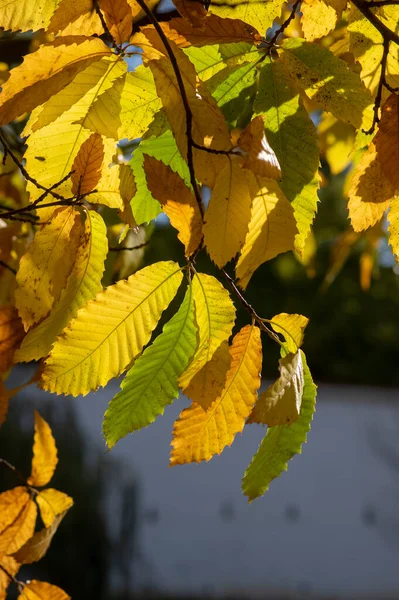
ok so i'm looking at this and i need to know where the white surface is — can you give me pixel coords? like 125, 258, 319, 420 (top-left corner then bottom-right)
10, 370, 399, 598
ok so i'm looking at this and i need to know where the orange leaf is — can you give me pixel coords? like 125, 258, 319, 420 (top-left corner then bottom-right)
171, 324, 262, 464
0, 487, 30, 536
28, 411, 58, 487
98, 0, 133, 44
348, 144, 394, 232
144, 155, 203, 256
36, 489, 74, 528
13, 511, 68, 564
374, 93, 399, 191
71, 133, 104, 196
0, 555, 20, 599
0, 499, 37, 554
0, 306, 25, 374
18, 580, 70, 600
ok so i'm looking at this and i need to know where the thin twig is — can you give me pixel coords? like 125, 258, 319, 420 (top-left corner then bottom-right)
133, 0, 204, 220
0, 259, 16, 274
0, 131, 66, 201
267, 0, 301, 48
351, 0, 399, 44
366, 0, 399, 5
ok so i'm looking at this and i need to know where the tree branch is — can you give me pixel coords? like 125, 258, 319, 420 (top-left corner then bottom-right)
109, 242, 150, 251
0, 259, 16, 274
351, 0, 399, 44
133, 0, 205, 221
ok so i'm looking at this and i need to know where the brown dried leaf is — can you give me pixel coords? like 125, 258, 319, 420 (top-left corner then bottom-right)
71, 133, 104, 196
0, 306, 25, 374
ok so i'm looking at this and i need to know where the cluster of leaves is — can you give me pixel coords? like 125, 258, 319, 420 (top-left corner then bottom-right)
0, 411, 73, 599
0, 0, 398, 520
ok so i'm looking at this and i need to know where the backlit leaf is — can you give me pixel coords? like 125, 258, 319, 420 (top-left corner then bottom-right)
171, 323, 262, 464
254, 57, 320, 254
0, 499, 37, 554
301, 0, 338, 41
165, 14, 261, 46
388, 196, 399, 261
179, 272, 236, 399
0, 487, 30, 536
98, 0, 133, 44
236, 176, 297, 289
103, 285, 197, 447
47, 0, 102, 35
0, 0, 62, 33
13, 511, 68, 564
348, 144, 394, 232
83, 66, 162, 140
41, 262, 183, 396
15, 207, 81, 331
237, 116, 281, 180
281, 38, 372, 130
71, 133, 104, 196
183, 341, 231, 410
269, 313, 309, 353
15, 211, 108, 362
144, 155, 203, 256
248, 351, 304, 426
36, 489, 74, 528
0, 38, 111, 126
374, 93, 399, 191
17, 580, 70, 600
208, 0, 283, 35
203, 158, 253, 268
0, 306, 24, 373
242, 351, 316, 501
28, 411, 58, 487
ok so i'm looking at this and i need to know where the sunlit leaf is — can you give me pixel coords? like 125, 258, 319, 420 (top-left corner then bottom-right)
36, 489, 74, 528
374, 93, 399, 191
0, 499, 37, 554
17, 580, 70, 600
13, 511, 68, 564
28, 411, 58, 487
0, 0, 62, 33
41, 262, 183, 396
71, 133, 104, 196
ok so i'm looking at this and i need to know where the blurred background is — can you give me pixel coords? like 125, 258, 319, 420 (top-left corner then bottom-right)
2, 5, 399, 599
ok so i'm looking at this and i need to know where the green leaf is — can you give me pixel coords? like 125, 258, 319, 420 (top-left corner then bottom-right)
130, 129, 191, 224
103, 284, 198, 448
254, 57, 320, 254
208, 61, 258, 128
280, 38, 373, 130
242, 351, 316, 501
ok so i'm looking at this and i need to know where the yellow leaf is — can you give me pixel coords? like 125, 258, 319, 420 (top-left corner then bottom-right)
98, 0, 133, 44
47, 0, 102, 35
71, 133, 104, 196
0, 0, 62, 33
208, 0, 283, 35
348, 8, 399, 94
0, 499, 37, 554
165, 13, 261, 46
183, 340, 231, 410
26, 57, 126, 135
0, 555, 20, 599
281, 38, 373, 130
144, 155, 203, 256
269, 313, 309, 353
237, 116, 281, 180
15, 207, 82, 331
0, 487, 30, 536
83, 65, 161, 140
179, 273, 236, 398
13, 511, 68, 564
86, 138, 124, 211
36, 489, 74, 528
388, 196, 399, 260
236, 176, 297, 289
148, 42, 231, 187
28, 411, 58, 487
15, 211, 108, 362
18, 580, 70, 600
301, 0, 338, 41
0, 38, 111, 126
203, 159, 253, 268
318, 112, 355, 175
0, 306, 25, 373
23, 57, 126, 204
41, 261, 183, 396
171, 324, 262, 464
348, 144, 394, 232
374, 93, 399, 191
248, 352, 304, 426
